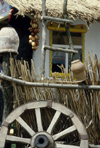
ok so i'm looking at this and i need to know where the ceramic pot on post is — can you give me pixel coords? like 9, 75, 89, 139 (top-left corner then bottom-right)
0, 27, 19, 119
71, 59, 87, 82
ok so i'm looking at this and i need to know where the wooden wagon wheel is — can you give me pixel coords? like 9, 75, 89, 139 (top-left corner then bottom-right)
0, 101, 88, 148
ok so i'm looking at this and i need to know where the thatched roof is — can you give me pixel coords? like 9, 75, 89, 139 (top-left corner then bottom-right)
4, 0, 100, 23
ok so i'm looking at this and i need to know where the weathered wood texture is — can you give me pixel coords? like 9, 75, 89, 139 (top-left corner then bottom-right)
0, 126, 8, 148
63, 0, 74, 60
44, 45, 78, 53
41, 16, 73, 23
55, 143, 80, 148
2, 54, 13, 119
0, 101, 88, 148
35, 108, 43, 131
1, 73, 100, 90
47, 111, 61, 134
6, 135, 31, 144
16, 116, 35, 136
40, 0, 46, 77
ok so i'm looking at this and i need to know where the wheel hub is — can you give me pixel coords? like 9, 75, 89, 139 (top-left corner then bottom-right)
35, 135, 49, 148
31, 132, 54, 148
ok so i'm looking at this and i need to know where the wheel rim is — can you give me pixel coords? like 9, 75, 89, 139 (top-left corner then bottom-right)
0, 101, 88, 148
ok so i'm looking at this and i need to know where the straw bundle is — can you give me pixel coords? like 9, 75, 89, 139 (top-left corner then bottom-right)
6, 52, 100, 145
4, 0, 100, 24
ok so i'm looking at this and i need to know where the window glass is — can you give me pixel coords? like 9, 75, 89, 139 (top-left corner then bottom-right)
52, 51, 65, 72
53, 31, 82, 45
52, 31, 82, 73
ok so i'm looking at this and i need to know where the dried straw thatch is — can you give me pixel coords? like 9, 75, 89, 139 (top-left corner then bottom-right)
4, 0, 100, 23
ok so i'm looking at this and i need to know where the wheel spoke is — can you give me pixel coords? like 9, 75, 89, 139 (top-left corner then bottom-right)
16, 116, 35, 136
47, 111, 61, 134
6, 135, 31, 144
55, 143, 80, 148
53, 125, 76, 140
35, 108, 43, 131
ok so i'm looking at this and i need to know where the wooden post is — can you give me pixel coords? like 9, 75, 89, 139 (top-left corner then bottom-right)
63, 0, 74, 60
2, 53, 13, 119
40, 0, 47, 78
1, 53, 16, 148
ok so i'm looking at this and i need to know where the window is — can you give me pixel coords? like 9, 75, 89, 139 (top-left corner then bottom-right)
47, 22, 87, 76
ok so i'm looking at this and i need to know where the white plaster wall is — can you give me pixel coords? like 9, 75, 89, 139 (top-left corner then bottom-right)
85, 21, 100, 59
73, 19, 100, 59
32, 20, 100, 77
32, 23, 42, 77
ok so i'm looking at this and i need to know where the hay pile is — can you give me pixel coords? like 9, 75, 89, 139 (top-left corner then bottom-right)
8, 52, 100, 145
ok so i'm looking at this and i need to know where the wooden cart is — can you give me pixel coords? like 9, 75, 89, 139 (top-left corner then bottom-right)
0, 0, 100, 148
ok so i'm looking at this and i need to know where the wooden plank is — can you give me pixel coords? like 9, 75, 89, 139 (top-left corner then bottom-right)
0, 126, 8, 148
35, 108, 43, 131
53, 125, 76, 140
47, 111, 61, 134
44, 45, 78, 53
6, 135, 31, 144
16, 116, 35, 136
55, 143, 80, 148
41, 16, 73, 23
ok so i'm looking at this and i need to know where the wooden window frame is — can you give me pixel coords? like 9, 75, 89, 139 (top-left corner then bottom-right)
48, 23, 87, 77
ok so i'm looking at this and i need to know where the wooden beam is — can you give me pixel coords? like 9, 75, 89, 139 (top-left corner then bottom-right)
41, 16, 73, 23
1, 73, 100, 90
40, 0, 47, 77
44, 45, 78, 53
